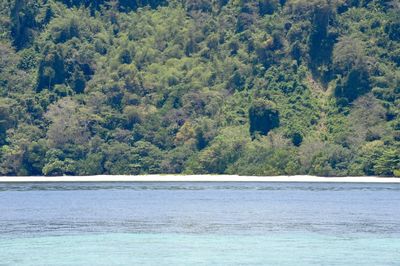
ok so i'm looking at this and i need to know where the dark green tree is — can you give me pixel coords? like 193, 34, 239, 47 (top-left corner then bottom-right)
249, 99, 280, 138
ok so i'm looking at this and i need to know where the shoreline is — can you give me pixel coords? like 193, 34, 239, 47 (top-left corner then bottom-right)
0, 175, 399, 183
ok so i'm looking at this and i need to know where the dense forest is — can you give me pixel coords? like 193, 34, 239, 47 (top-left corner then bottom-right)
0, 0, 399, 176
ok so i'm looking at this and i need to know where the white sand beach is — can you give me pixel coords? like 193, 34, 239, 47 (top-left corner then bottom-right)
0, 175, 399, 183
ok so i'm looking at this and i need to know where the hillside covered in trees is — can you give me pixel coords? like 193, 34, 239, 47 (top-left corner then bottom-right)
0, 0, 399, 176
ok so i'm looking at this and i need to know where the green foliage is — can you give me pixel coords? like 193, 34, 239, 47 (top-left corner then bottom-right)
374, 148, 400, 176
0, 0, 399, 176
186, 127, 249, 174
332, 37, 372, 102
249, 99, 279, 138
0, 99, 16, 144
385, 13, 400, 41
228, 133, 299, 175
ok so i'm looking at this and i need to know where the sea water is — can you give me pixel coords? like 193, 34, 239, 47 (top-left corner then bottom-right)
0, 182, 399, 265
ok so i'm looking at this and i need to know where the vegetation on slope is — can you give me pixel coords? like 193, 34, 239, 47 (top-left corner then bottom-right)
0, 0, 399, 176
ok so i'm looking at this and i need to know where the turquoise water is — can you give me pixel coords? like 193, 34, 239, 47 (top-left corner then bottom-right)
0, 182, 400, 265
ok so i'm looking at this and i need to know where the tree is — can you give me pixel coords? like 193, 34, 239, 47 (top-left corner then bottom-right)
334, 66, 370, 103
44, 97, 92, 148
385, 14, 400, 41
10, 0, 39, 49
333, 37, 371, 102
37, 45, 66, 90
228, 134, 298, 175
186, 127, 249, 174
101, 142, 139, 175
308, 0, 337, 71
0, 99, 16, 145
0, 145, 25, 175
347, 94, 387, 146
132, 141, 163, 174
333, 37, 366, 74
0, 124, 45, 175
0, 44, 33, 95
249, 99, 280, 138
259, 0, 280, 15
374, 148, 400, 176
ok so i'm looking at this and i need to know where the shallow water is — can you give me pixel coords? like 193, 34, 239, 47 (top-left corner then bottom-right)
0, 182, 399, 265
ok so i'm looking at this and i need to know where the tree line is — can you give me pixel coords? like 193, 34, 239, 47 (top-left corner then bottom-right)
0, 0, 399, 176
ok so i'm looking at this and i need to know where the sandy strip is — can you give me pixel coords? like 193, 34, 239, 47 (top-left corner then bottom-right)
0, 175, 399, 183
